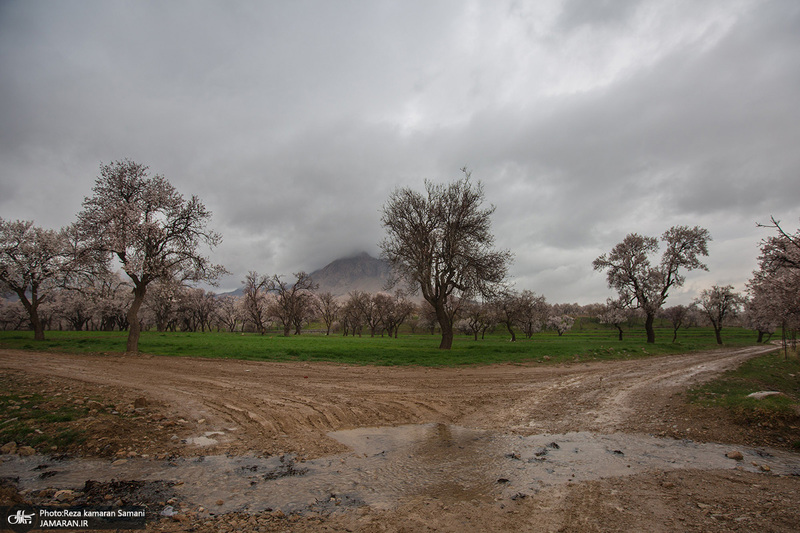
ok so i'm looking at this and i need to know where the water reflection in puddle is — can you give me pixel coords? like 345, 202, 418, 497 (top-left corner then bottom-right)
3, 424, 799, 515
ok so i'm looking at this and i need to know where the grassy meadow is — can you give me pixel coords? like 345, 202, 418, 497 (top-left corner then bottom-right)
0, 321, 767, 367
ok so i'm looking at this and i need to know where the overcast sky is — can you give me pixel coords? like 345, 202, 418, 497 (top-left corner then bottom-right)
2, 0, 799, 305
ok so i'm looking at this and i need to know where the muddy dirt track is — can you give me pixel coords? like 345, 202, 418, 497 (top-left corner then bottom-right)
1, 345, 799, 532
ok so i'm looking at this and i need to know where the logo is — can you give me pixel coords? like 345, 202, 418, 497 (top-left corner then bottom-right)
2, 506, 39, 533
7, 510, 34, 525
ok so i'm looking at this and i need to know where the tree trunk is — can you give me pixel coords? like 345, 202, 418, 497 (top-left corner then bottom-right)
645, 312, 656, 344
439, 325, 454, 349
126, 285, 147, 353
434, 303, 454, 350
756, 330, 764, 343
30, 307, 45, 341
505, 322, 516, 342
672, 328, 678, 343
17, 292, 45, 341
616, 325, 623, 341
714, 327, 723, 345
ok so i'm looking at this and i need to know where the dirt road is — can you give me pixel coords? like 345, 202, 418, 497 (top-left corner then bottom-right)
1, 345, 799, 532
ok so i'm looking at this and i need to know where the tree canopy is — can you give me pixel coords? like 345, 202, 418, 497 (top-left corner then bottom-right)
77, 159, 225, 352
593, 225, 710, 343
380, 171, 511, 349
0, 218, 74, 340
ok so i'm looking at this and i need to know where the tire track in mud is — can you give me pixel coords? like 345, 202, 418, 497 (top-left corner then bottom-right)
0, 345, 779, 457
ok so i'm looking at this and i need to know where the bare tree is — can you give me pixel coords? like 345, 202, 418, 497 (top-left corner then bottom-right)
382, 291, 415, 338
661, 304, 691, 343
457, 300, 496, 341
214, 294, 241, 332
0, 218, 74, 340
593, 226, 711, 343
242, 271, 270, 334
695, 285, 743, 345
493, 291, 523, 342
268, 272, 318, 336
145, 279, 184, 332
517, 290, 548, 339
417, 302, 439, 335
315, 291, 341, 335
341, 293, 365, 337
348, 290, 382, 337
381, 170, 511, 349
456, 301, 484, 341
77, 160, 226, 352
185, 288, 217, 332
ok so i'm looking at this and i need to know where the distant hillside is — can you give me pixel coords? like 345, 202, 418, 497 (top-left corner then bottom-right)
219, 252, 394, 299
309, 252, 393, 297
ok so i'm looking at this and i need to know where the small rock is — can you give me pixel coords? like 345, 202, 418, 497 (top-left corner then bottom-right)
747, 391, 783, 400
216, 500, 224, 506
112, 459, 128, 466
160, 505, 176, 517
54, 489, 77, 502
760, 465, 771, 472
133, 397, 148, 409
17, 446, 36, 456
1, 441, 17, 455
726, 451, 744, 461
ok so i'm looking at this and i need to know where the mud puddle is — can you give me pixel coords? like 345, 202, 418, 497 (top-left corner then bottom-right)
3, 424, 799, 516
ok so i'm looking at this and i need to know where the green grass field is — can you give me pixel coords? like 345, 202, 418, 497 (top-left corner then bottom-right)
0, 323, 764, 367
688, 349, 800, 417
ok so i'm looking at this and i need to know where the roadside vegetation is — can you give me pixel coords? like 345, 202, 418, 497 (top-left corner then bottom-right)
688, 349, 800, 448
0, 382, 89, 452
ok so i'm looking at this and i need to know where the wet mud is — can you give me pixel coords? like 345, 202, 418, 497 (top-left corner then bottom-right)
3, 424, 799, 517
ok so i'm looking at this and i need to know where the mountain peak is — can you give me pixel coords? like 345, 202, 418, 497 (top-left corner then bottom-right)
310, 253, 392, 297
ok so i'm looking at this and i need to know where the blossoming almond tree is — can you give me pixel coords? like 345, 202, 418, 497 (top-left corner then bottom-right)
593, 226, 711, 343
0, 218, 73, 340
77, 159, 226, 353
695, 285, 743, 345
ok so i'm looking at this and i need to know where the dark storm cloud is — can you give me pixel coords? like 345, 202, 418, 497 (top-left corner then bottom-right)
1, 0, 798, 303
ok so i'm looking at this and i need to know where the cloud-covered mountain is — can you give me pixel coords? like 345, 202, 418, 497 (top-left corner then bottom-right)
308, 252, 392, 297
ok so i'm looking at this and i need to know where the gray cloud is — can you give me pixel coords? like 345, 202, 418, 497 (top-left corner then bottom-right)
1, 0, 798, 303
